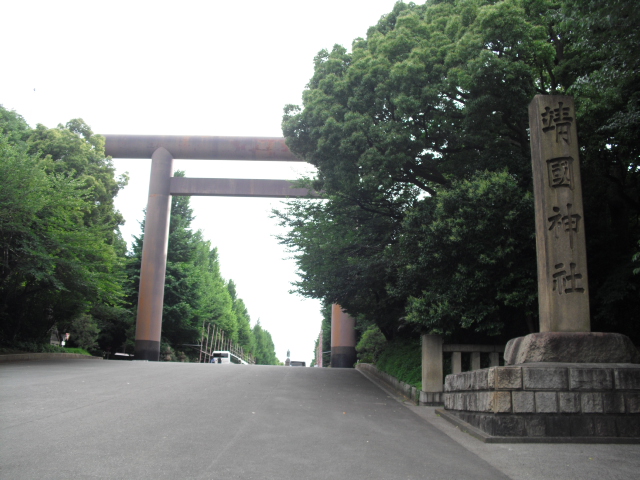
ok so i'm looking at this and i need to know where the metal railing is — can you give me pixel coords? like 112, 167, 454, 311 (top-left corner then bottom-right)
198, 322, 255, 365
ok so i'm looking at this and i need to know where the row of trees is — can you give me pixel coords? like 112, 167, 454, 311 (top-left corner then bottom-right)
278, 0, 640, 350
0, 106, 280, 363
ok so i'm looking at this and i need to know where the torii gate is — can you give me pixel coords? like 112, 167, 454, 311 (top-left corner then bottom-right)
104, 135, 356, 367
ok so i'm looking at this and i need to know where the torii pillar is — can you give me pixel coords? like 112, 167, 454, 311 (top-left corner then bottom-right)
105, 135, 319, 361
135, 147, 174, 360
331, 304, 357, 368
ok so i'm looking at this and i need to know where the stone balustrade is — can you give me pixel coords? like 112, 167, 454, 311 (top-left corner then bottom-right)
421, 334, 505, 405
443, 344, 505, 373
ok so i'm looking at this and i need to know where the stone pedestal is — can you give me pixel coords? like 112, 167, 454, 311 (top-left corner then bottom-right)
439, 363, 640, 441
505, 332, 640, 365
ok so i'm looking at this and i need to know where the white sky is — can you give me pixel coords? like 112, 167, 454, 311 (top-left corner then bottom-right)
1, 0, 403, 366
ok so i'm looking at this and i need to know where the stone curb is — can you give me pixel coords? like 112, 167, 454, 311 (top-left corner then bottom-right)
356, 363, 443, 406
0, 353, 102, 363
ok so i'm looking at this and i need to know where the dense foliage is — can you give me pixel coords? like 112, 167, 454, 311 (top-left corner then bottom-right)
0, 106, 280, 363
0, 108, 128, 347
278, 0, 640, 345
252, 321, 280, 365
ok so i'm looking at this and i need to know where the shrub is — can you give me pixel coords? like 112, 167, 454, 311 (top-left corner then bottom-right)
356, 325, 387, 364
68, 314, 99, 351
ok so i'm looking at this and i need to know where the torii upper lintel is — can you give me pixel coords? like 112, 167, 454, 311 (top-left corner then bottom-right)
104, 134, 301, 161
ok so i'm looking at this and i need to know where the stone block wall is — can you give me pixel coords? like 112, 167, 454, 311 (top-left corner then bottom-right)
443, 363, 640, 438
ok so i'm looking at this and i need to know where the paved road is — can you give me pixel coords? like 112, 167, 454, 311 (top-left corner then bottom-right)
1, 359, 638, 479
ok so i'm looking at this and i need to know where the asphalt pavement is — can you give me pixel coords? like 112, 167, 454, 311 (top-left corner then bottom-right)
1, 358, 638, 479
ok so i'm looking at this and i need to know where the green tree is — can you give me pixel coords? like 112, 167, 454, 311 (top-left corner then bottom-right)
280, 0, 640, 343
195, 243, 238, 342
559, 0, 640, 338
0, 106, 31, 145
275, 194, 406, 339
398, 171, 537, 339
0, 132, 124, 344
252, 320, 279, 365
0, 109, 130, 350
27, 119, 128, 249
68, 314, 100, 351
228, 280, 255, 356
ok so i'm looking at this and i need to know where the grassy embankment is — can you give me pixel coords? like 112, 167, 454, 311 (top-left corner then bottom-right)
374, 337, 422, 391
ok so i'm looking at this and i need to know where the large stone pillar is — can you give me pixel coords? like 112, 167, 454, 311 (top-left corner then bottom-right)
504, 95, 639, 364
421, 334, 443, 393
134, 147, 174, 361
529, 95, 590, 332
330, 305, 356, 368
